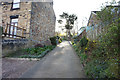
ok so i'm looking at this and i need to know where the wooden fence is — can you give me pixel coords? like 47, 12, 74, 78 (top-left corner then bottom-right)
2, 23, 26, 39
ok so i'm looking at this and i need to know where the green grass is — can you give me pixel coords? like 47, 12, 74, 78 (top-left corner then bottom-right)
7, 45, 56, 58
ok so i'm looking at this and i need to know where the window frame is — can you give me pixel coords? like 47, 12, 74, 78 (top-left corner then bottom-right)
11, 0, 20, 10
9, 15, 19, 38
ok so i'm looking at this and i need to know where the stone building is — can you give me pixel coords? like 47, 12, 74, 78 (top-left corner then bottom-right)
1, 0, 56, 45
86, 11, 101, 40
86, 4, 120, 41
1, 0, 56, 57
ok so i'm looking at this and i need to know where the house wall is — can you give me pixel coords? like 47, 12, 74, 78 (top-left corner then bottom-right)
87, 6, 119, 41
29, 2, 56, 45
1, 2, 32, 57
2, 2, 32, 38
86, 12, 102, 40
0, 4, 2, 27
86, 26, 102, 40
1, 2, 56, 57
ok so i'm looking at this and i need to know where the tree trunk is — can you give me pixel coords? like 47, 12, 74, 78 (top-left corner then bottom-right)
68, 29, 71, 40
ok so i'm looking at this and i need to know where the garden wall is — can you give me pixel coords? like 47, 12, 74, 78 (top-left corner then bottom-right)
2, 39, 29, 57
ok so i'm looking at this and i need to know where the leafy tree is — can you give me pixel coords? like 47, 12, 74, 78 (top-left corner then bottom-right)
58, 12, 77, 39
57, 20, 63, 24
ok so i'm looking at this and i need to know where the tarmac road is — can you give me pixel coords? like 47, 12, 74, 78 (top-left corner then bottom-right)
21, 41, 86, 78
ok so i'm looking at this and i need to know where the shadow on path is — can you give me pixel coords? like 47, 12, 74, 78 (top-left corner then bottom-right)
21, 41, 86, 78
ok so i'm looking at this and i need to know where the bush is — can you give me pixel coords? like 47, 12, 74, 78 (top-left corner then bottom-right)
20, 45, 56, 58
72, 19, 119, 78
80, 53, 87, 64
34, 44, 44, 48
85, 59, 108, 78
0, 26, 3, 33
50, 36, 57, 45
58, 38, 62, 43
84, 20, 119, 78
79, 36, 88, 48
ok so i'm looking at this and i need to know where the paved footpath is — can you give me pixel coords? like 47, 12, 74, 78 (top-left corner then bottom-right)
21, 41, 86, 78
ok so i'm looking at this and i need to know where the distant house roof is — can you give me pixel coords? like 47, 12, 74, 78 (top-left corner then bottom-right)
87, 11, 100, 26
106, 5, 120, 7
76, 28, 86, 36
106, 1, 120, 7
92, 11, 98, 13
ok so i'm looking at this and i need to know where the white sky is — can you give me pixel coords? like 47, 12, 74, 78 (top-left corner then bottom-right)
53, 0, 120, 32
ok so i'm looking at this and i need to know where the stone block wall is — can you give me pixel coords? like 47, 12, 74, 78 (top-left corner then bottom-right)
1, 2, 56, 56
2, 2, 32, 38
2, 39, 28, 57
0, 4, 2, 27
29, 2, 56, 45
2, 2, 56, 44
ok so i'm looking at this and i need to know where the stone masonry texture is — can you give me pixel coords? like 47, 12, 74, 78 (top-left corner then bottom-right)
1, 1, 56, 56
2, 2, 32, 38
30, 2, 56, 45
2, 2, 56, 43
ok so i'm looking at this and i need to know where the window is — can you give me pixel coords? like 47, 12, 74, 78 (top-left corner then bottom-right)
10, 15, 19, 38
12, 0, 20, 9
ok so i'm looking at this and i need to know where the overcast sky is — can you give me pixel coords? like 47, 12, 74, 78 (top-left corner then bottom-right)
53, 0, 119, 32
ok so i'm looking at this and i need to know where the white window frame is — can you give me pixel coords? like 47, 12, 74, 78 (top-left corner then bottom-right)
12, 0, 20, 9
10, 18, 18, 38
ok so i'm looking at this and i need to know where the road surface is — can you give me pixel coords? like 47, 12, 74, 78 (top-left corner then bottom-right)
21, 41, 86, 78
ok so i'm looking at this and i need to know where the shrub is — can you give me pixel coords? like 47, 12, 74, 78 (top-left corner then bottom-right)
72, 19, 119, 78
86, 40, 96, 52
1, 26, 3, 33
85, 58, 108, 78
50, 36, 57, 45
34, 44, 44, 48
84, 20, 119, 78
80, 53, 87, 64
58, 39, 62, 43
58, 37, 62, 43
79, 36, 88, 48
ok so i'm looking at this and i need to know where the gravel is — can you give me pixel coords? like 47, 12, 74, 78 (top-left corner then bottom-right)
2, 58, 38, 78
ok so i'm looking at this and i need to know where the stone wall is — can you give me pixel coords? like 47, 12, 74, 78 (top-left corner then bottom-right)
0, 4, 2, 27
2, 2, 32, 38
2, 2, 56, 44
87, 11, 102, 40
1, 2, 56, 56
2, 39, 28, 57
29, 2, 56, 45
1, 2, 32, 57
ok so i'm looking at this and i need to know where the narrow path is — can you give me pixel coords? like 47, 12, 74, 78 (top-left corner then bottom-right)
21, 41, 86, 78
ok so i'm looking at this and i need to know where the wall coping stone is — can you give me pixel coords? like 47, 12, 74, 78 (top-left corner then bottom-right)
2, 39, 29, 44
